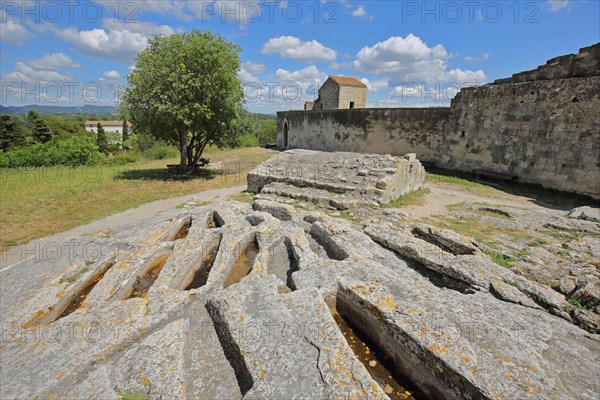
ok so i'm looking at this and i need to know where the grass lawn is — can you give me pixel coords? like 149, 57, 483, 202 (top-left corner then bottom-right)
382, 188, 431, 208
0, 147, 275, 251
426, 173, 507, 197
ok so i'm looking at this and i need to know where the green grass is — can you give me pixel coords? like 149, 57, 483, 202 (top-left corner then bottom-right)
228, 191, 255, 203
427, 173, 483, 188
59, 266, 88, 284
119, 393, 145, 400
0, 147, 275, 251
383, 188, 430, 208
484, 250, 515, 268
567, 298, 584, 311
483, 245, 527, 267
426, 173, 508, 197
528, 238, 548, 247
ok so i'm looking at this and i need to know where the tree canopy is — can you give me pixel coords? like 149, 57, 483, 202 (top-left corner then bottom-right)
26, 111, 52, 143
96, 122, 109, 154
0, 115, 26, 151
122, 30, 244, 169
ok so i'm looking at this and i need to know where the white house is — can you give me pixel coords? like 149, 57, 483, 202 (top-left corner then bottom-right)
84, 120, 132, 144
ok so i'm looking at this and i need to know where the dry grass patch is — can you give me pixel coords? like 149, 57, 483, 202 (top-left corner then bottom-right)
427, 173, 511, 198
382, 188, 431, 208
0, 147, 275, 251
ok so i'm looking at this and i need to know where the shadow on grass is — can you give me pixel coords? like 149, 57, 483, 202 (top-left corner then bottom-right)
427, 166, 599, 211
117, 167, 220, 181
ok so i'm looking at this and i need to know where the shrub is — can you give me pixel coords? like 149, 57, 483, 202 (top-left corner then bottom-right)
0, 136, 100, 168
102, 153, 139, 166
235, 134, 259, 148
143, 143, 179, 160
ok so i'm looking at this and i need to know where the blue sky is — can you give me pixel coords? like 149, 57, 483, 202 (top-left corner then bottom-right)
1, 0, 599, 113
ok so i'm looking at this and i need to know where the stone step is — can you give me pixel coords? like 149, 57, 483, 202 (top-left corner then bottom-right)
260, 182, 376, 210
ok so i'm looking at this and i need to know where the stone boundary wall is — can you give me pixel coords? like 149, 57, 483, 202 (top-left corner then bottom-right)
494, 43, 600, 85
277, 108, 450, 163
277, 77, 599, 197
277, 44, 600, 198
440, 76, 600, 198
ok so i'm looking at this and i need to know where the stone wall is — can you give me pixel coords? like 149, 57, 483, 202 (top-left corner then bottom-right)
278, 44, 600, 197
440, 76, 600, 197
317, 80, 339, 110
338, 86, 367, 109
494, 43, 600, 84
277, 108, 450, 163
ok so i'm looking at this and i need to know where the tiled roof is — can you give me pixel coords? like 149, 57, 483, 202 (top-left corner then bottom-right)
328, 75, 367, 87
84, 120, 132, 126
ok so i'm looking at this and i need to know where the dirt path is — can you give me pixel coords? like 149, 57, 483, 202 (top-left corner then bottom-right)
402, 182, 558, 219
0, 185, 245, 271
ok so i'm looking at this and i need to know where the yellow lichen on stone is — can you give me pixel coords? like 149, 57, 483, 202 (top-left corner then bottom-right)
376, 295, 397, 311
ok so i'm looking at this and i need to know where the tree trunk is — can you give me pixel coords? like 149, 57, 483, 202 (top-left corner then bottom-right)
192, 140, 208, 166
179, 128, 187, 172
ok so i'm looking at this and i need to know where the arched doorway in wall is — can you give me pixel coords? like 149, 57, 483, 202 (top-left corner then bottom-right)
283, 121, 289, 148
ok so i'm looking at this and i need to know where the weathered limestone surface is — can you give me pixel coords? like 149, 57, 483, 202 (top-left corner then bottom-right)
2, 200, 598, 399
568, 206, 600, 222
247, 149, 426, 208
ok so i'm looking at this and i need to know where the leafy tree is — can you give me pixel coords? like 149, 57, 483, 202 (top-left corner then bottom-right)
257, 119, 276, 145
225, 106, 259, 148
43, 115, 87, 139
96, 122, 109, 154
123, 30, 243, 170
26, 111, 52, 143
0, 115, 26, 151
122, 120, 129, 143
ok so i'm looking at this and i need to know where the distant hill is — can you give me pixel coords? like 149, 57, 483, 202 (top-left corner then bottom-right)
0, 104, 275, 118
253, 113, 276, 120
0, 104, 117, 115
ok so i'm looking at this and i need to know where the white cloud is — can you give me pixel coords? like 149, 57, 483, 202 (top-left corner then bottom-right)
352, 5, 366, 17
239, 65, 329, 114
27, 53, 81, 70
262, 36, 337, 63
45, 20, 176, 63
2, 53, 80, 84
351, 5, 373, 20
101, 19, 178, 36
102, 70, 122, 79
243, 61, 266, 73
329, 61, 354, 70
238, 67, 260, 83
445, 68, 485, 82
359, 78, 388, 93
96, 0, 190, 20
0, 10, 33, 45
547, 0, 570, 12
274, 65, 325, 82
354, 34, 486, 86
464, 52, 490, 64
4, 63, 72, 83
56, 27, 147, 63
